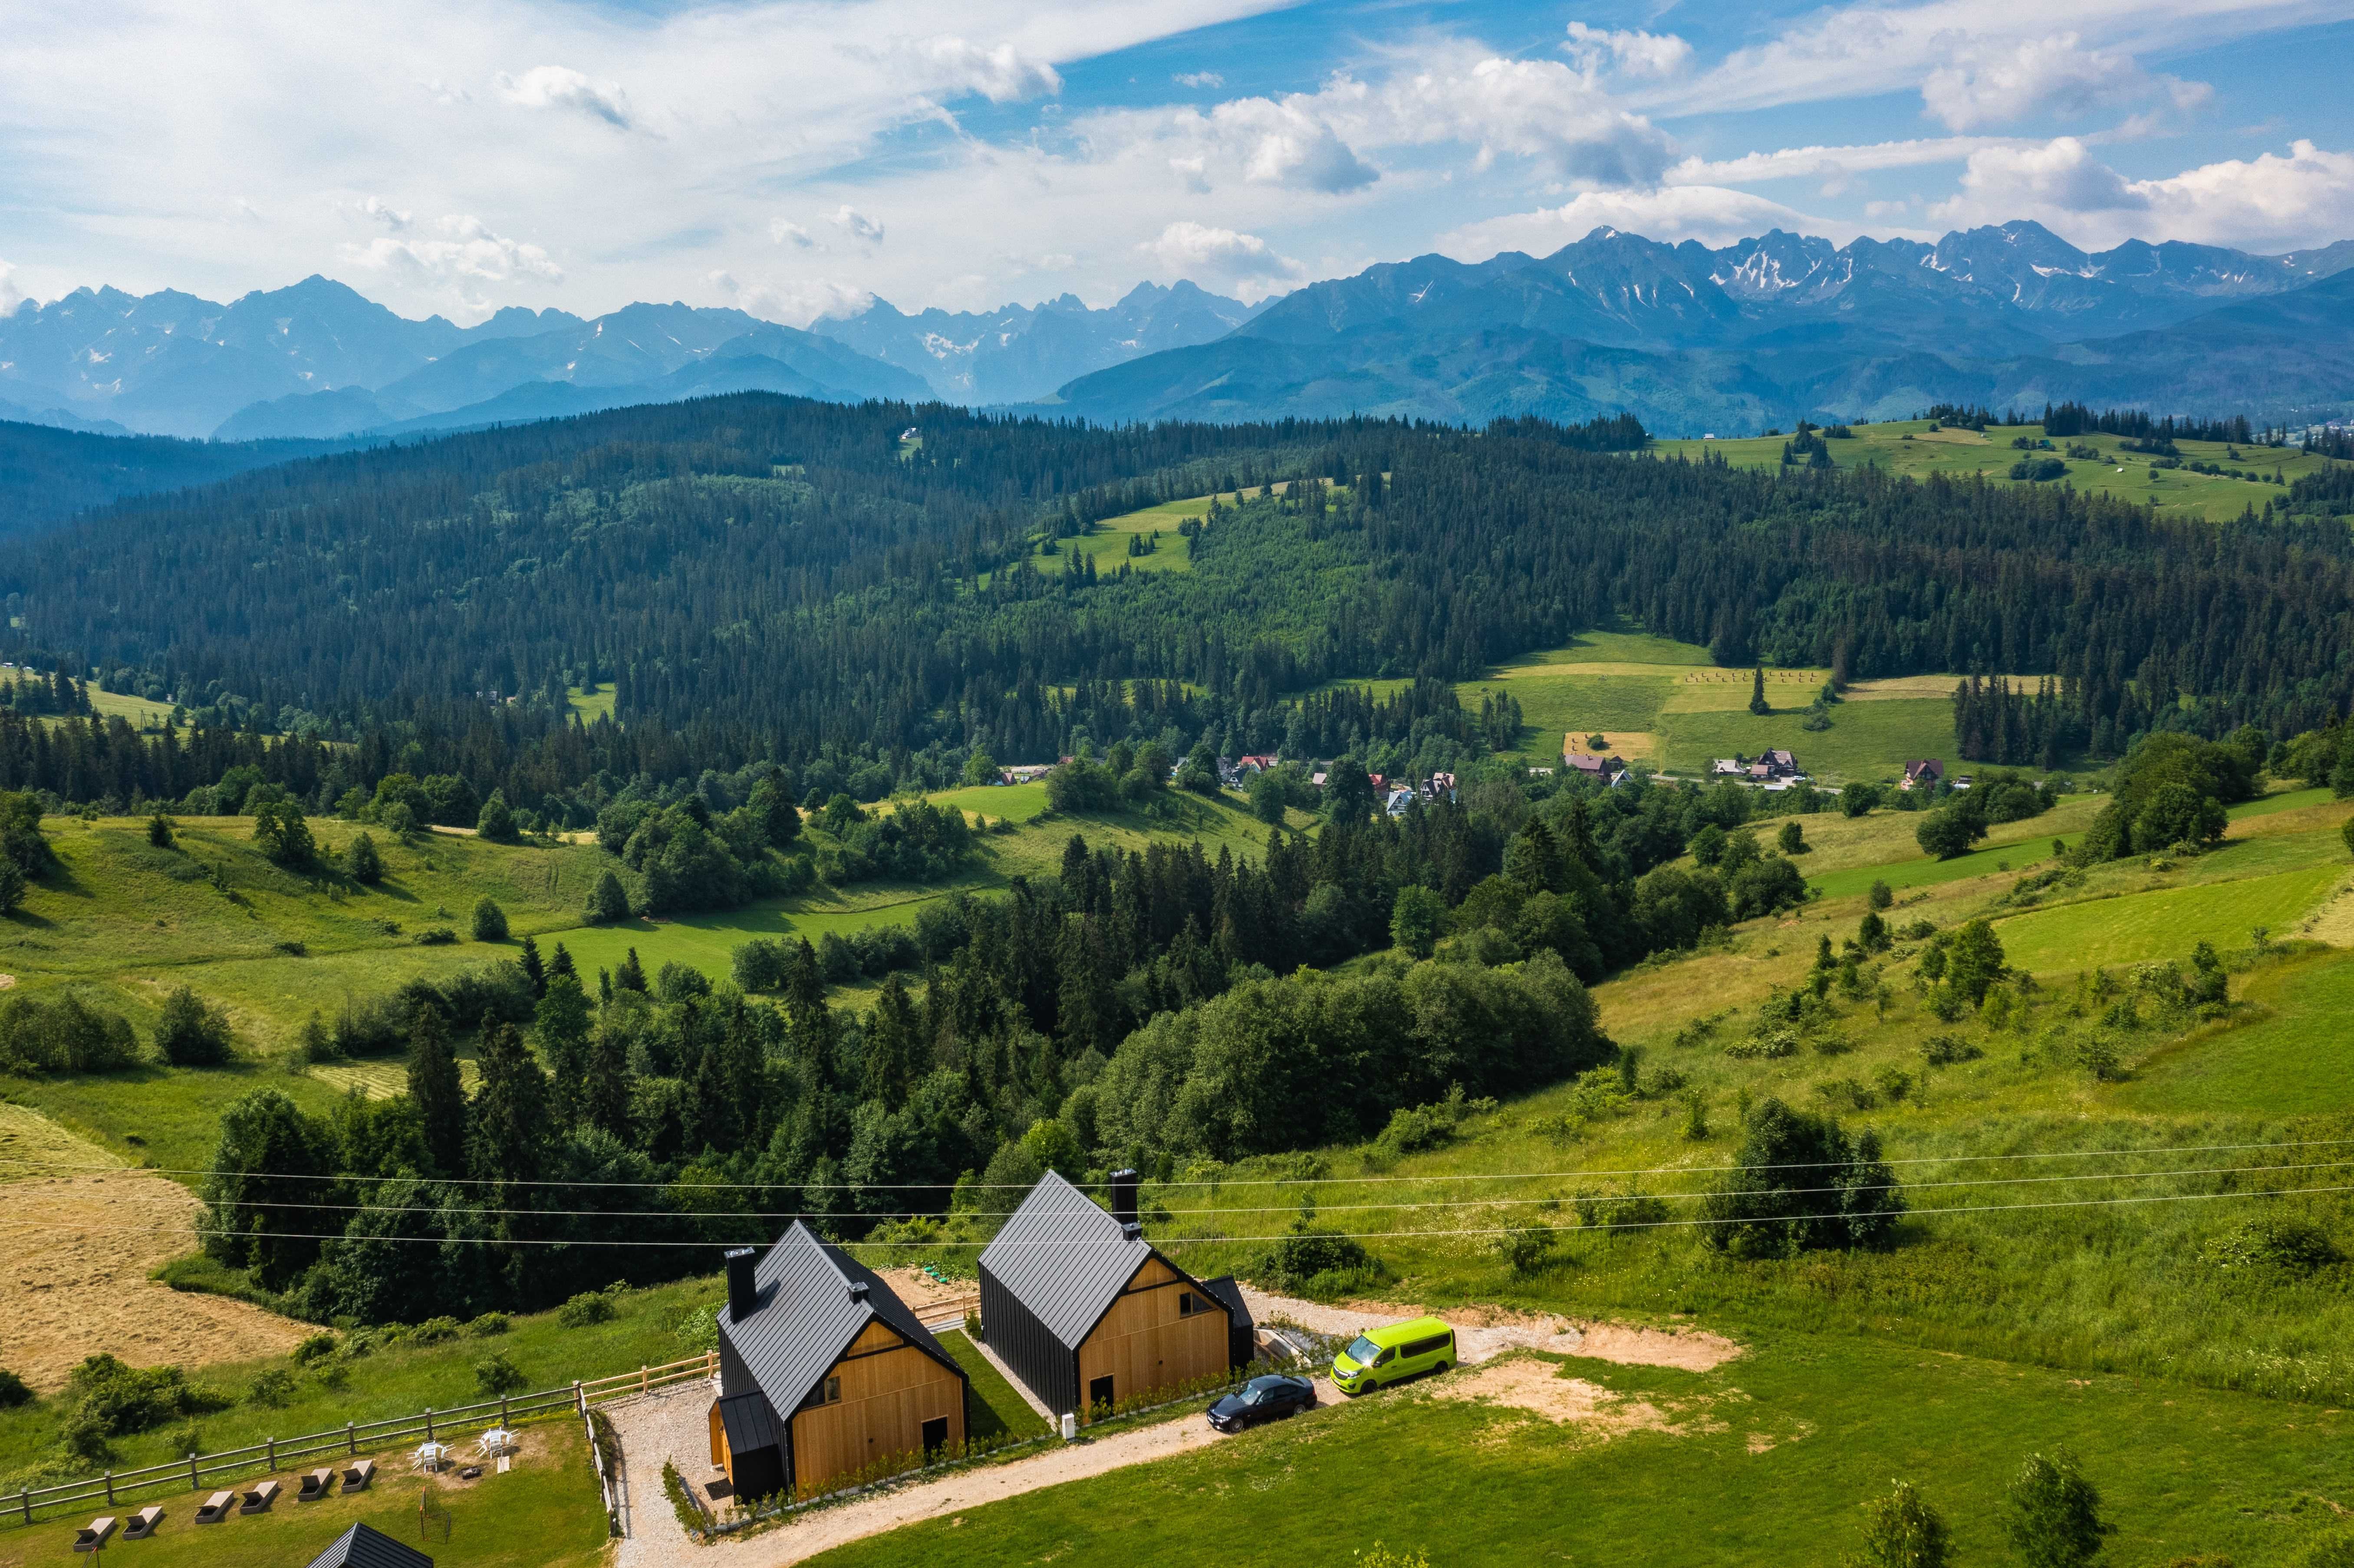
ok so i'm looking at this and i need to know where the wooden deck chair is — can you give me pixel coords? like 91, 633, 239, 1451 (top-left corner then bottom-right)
122, 1507, 164, 1540
341, 1459, 375, 1493
72, 1516, 118, 1553
237, 1480, 280, 1515
193, 1492, 236, 1525
297, 1469, 335, 1502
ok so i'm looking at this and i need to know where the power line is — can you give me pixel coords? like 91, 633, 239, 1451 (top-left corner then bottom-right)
10, 1134, 2351, 1191
0, 1178, 2344, 1249
102, 1156, 2354, 1225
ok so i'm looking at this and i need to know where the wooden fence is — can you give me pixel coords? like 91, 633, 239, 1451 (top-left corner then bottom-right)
3, 1352, 715, 1530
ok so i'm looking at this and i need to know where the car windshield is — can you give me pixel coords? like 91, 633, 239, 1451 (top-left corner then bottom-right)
1344, 1336, 1380, 1366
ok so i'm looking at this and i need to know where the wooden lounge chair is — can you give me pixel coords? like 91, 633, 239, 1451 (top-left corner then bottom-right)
122, 1507, 163, 1540
72, 1516, 118, 1553
341, 1459, 375, 1493
193, 1492, 236, 1525
238, 1480, 280, 1515
296, 1469, 335, 1502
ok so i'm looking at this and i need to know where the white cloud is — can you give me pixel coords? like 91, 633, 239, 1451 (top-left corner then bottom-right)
1332, 52, 1677, 187
770, 219, 815, 248
495, 64, 634, 128
1174, 71, 1224, 90
342, 196, 412, 230
1672, 135, 2034, 187
0, 260, 26, 319
830, 205, 886, 243
1562, 22, 1692, 79
342, 214, 563, 286
1920, 33, 2203, 131
708, 269, 873, 326
1142, 220, 1303, 295
902, 36, 1061, 104
1934, 137, 2354, 250
1211, 96, 1381, 193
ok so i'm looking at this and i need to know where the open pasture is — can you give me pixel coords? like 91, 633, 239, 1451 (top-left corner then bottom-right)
1651, 418, 2347, 522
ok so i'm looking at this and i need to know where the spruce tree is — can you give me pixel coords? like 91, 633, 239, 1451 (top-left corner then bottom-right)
547, 941, 576, 981
518, 934, 546, 999
582, 1020, 632, 1138
586, 870, 629, 924
533, 971, 593, 1121
1750, 667, 1771, 716
861, 975, 920, 1110
406, 1003, 466, 1177
614, 946, 647, 993
344, 830, 383, 884
468, 1018, 549, 1187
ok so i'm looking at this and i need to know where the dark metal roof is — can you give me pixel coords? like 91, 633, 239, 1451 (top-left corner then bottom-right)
715, 1390, 783, 1456
1200, 1274, 1252, 1331
716, 1220, 964, 1417
978, 1170, 1156, 1350
306, 1524, 434, 1568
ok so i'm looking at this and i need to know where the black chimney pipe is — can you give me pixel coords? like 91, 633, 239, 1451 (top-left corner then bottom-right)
724, 1248, 757, 1323
1110, 1169, 1139, 1228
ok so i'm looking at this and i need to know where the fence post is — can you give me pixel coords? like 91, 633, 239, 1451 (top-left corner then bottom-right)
189, 1453, 199, 1491
574, 1381, 583, 1414
425, 1409, 434, 1443
347, 1423, 356, 1457
266, 1437, 275, 1472
500, 1394, 509, 1427
639, 1365, 648, 1395
21, 1485, 30, 1525
104, 1471, 113, 1505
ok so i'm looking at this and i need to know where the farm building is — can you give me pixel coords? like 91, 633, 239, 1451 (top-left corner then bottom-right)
710, 1222, 969, 1502
981, 1170, 1252, 1418
1902, 758, 1945, 791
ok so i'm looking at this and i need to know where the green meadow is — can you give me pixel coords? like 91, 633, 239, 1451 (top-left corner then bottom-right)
1652, 418, 2346, 523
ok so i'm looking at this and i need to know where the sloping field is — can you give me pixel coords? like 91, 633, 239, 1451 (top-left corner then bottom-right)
1993, 863, 2343, 974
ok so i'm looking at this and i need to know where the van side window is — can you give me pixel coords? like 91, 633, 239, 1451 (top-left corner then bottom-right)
1402, 1334, 1452, 1358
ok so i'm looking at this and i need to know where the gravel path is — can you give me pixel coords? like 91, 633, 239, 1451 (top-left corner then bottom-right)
1238, 1287, 1742, 1371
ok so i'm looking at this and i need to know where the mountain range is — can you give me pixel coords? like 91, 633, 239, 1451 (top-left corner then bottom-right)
1039, 222, 2354, 431
4, 220, 2354, 449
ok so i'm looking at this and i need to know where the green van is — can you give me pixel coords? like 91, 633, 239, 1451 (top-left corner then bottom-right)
1330, 1317, 1456, 1395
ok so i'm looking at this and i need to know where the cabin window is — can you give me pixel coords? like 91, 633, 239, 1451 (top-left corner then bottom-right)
1178, 1292, 1202, 1315
799, 1375, 842, 1411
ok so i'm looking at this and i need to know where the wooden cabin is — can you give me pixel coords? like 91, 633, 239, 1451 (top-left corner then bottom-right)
980, 1170, 1252, 1418
710, 1222, 968, 1501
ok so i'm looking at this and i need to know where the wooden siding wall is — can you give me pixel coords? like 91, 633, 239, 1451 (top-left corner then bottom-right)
789, 1321, 965, 1494
1076, 1257, 1231, 1407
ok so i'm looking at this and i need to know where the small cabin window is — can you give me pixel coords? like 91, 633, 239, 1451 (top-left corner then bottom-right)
800, 1375, 842, 1411
1178, 1292, 1202, 1315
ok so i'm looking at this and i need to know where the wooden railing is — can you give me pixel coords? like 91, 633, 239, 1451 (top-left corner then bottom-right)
2, 1352, 717, 1530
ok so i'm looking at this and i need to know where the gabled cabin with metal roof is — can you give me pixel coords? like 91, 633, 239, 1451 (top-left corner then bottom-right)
710, 1221, 968, 1502
980, 1170, 1251, 1418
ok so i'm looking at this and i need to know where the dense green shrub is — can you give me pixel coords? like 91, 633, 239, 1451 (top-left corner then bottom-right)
471, 897, 508, 942
1701, 1098, 1903, 1256
0, 992, 141, 1075
558, 1290, 619, 1328
154, 984, 234, 1065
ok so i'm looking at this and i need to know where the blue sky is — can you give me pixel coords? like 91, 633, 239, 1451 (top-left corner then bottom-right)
3, 0, 2352, 324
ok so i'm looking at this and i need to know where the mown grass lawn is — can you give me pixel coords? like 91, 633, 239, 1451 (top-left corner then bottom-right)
1992, 863, 2342, 974
934, 1330, 1047, 1442
806, 1335, 2354, 1568
0, 1414, 608, 1568
2126, 948, 2354, 1116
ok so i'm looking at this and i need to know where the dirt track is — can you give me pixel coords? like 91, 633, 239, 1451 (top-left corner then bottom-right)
0, 1171, 309, 1390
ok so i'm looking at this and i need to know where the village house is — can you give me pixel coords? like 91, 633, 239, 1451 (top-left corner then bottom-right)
981, 1171, 1252, 1419
710, 1223, 969, 1503
1562, 751, 1626, 782
1901, 758, 1945, 791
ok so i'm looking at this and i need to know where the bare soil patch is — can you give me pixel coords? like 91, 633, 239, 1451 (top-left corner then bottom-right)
871, 1267, 978, 1321
1432, 1359, 1670, 1438
0, 1172, 309, 1390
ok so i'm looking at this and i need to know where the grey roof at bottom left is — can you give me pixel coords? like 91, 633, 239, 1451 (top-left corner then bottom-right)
306, 1523, 435, 1568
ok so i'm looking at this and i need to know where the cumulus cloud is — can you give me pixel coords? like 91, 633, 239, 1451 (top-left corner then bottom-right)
770, 218, 815, 248
496, 64, 633, 128
1210, 96, 1380, 193
1932, 138, 2354, 250
342, 196, 412, 230
1335, 54, 1677, 187
708, 269, 873, 326
902, 36, 1061, 104
830, 205, 886, 243
1174, 71, 1224, 89
341, 214, 563, 284
1921, 33, 2204, 131
1142, 220, 1304, 293
1562, 22, 1693, 79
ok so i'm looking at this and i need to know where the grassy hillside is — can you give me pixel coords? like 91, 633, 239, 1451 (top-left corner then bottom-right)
1652, 418, 2345, 522
0, 787, 1277, 1172
1455, 631, 1974, 783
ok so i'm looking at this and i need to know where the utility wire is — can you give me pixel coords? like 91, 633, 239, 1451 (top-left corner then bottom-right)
80, 1156, 2354, 1224
0, 1179, 2344, 1248
9, 1134, 2350, 1190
